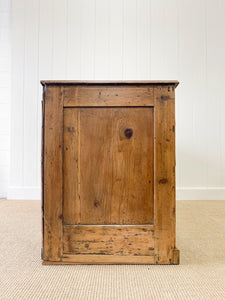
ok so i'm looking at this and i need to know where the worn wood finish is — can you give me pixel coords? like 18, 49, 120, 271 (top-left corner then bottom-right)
63, 225, 154, 255
41, 80, 179, 87
63, 107, 154, 225
63, 108, 80, 224
42, 81, 179, 265
43, 255, 156, 265
173, 248, 180, 264
63, 86, 154, 107
43, 85, 63, 261
154, 86, 177, 264
41, 94, 45, 258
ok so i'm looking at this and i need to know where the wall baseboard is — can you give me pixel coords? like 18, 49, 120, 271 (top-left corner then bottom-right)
7, 186, 41, 200
176, 187, 225, 200
6, 186, 225, 201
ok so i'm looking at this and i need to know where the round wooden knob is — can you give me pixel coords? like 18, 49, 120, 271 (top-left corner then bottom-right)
124, 128, 133, 138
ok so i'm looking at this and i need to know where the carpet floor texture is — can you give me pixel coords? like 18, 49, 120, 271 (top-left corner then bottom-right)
0, 200, 224, 299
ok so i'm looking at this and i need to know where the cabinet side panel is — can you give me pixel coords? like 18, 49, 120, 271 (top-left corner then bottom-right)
43, 85, 63, 261
154, 85, 176, 264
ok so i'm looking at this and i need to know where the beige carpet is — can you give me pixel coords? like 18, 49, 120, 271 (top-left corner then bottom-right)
0, 199, 224, 299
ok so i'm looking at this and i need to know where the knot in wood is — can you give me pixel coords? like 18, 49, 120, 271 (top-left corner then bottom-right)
94, 200, 100, 207
124, 128, 133, 139
158, 178, 168, 184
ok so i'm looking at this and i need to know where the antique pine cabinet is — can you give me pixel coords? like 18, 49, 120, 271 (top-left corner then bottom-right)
41, 80, 180, 265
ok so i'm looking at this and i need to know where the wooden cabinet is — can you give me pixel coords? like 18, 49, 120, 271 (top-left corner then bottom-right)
41, 80, 180, 265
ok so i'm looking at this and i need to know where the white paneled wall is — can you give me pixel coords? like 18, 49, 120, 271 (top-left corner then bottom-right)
8, 0, 225, 200
0, 0, 10, 198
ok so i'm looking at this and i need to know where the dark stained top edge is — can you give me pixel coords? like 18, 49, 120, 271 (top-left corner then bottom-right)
40, 80, 179, 88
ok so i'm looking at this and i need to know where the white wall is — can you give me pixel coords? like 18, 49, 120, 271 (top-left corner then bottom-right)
8, 0, 225, 200
0, 0, 10, 198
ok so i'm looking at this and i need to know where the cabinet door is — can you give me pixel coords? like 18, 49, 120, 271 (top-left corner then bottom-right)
63, 107, 154, 256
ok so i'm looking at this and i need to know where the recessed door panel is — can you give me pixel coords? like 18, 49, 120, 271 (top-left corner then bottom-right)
63, 107, 154, 225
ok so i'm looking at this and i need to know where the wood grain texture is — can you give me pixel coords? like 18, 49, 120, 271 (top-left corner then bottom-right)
173, 248, 180, 264
153, 85, 176, 264
63, 108, 80, 224
63, 107, 154, 225
43, 85, 63, 261
63, 85, 154, 107
63, 225, 154, 255
43, 255, 155, 265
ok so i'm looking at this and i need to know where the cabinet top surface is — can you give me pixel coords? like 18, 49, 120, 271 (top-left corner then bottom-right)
41, 80, 179, 88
